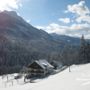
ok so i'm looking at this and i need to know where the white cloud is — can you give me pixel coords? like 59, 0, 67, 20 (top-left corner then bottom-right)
70, 23, 90, 30
26, 19, 31, 23
66, 1, 90, 24
36, 26, 45, 30
46, 23, 67, 34
76, 15, 90, 23
36, 22, 90, 39
59, 18, 70, 24
66, 1, 90, 16
36, 23, 68, 34
0, 0, 22, 11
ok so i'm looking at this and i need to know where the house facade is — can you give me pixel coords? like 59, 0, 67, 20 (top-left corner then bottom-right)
27, 59, 54, 78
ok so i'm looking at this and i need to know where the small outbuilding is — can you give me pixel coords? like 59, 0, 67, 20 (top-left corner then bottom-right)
27, 59, 54, 77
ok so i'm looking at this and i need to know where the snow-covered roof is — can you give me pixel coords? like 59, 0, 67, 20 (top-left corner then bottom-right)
32, 59, 54, 69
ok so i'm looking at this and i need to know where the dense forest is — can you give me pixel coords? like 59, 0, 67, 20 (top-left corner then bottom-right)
0, 35, 90, 75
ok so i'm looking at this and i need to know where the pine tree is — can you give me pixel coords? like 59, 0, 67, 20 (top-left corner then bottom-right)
79, 35, 90, 64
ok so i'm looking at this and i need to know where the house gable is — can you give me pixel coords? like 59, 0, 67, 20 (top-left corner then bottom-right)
28, 62, 44, 69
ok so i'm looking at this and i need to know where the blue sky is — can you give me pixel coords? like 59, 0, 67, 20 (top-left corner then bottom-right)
0, 0, 90, 38
15, 0, 90, 26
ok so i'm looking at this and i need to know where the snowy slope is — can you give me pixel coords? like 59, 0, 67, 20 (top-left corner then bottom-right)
0, 64, 90, 90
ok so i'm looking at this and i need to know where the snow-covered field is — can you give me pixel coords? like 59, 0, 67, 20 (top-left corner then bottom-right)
0, 64, 90, 90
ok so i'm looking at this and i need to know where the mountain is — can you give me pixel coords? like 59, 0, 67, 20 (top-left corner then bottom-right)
0, 11, 63, 53
50, 33, 81, 46
0, 11, 65, 74
1, 11, 89, 74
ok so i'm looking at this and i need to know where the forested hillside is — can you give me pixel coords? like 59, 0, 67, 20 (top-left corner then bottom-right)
0, 11, 90, 75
